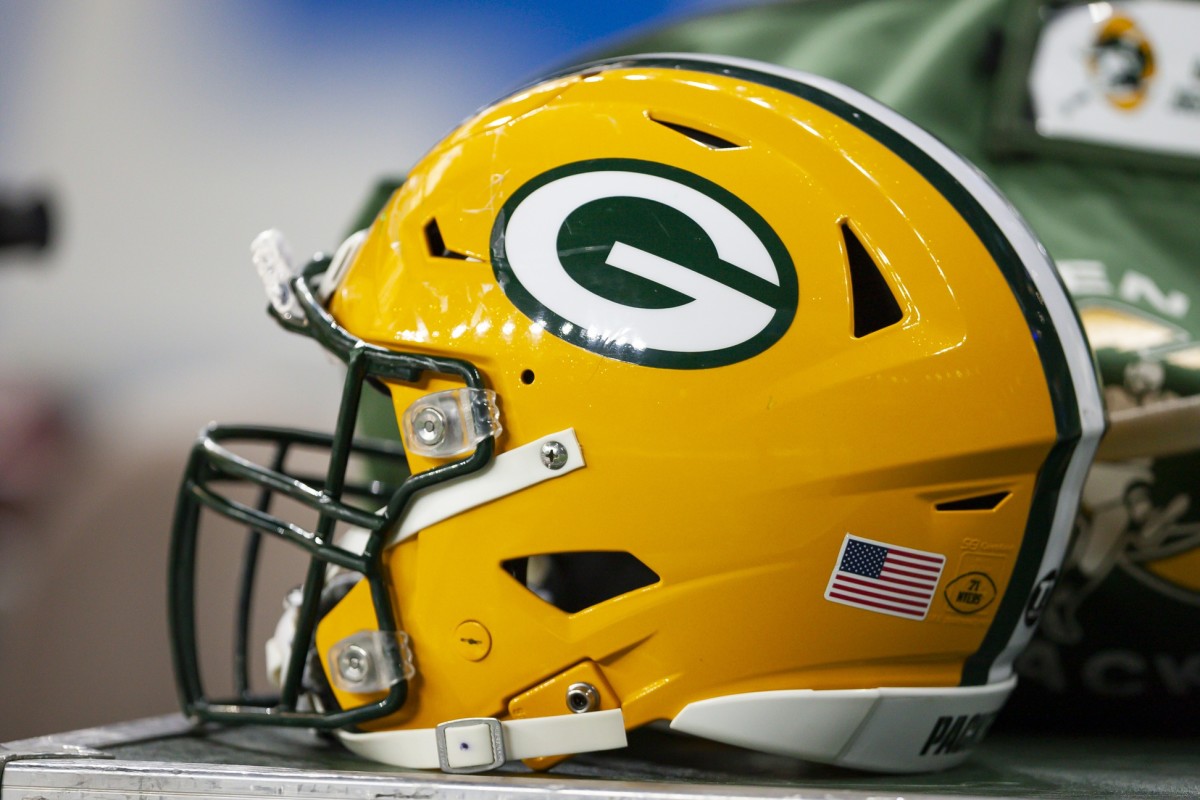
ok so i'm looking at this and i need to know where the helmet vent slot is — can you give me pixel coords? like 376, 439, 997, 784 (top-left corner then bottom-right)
842, 221, 903, 338
648, 113, 743, 150
502, 551, 659, 613
424, 219, 469, 260
935, 491, 1011, 512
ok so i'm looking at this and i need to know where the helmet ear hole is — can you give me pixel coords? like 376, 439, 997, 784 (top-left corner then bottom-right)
646, 112, 744, 150
502, 552, 659, 613
520, 369, 536, 385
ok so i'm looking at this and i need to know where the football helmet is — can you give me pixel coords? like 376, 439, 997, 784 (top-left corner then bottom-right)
168, 55, 1104, 773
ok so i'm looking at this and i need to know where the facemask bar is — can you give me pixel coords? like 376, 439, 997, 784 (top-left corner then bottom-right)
169, 261, 496, 730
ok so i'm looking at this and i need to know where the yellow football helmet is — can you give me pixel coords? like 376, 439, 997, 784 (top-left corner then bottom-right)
169, 55, 1104, 773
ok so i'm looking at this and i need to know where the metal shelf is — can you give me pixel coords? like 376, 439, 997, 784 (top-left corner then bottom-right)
2, 715, 1196, 800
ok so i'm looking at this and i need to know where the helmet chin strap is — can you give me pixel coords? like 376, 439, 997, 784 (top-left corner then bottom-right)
337, 708, 627, 773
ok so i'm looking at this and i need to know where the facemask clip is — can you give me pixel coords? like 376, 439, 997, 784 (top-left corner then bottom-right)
401, 388, 501, 458
328, 630, 416, 694
251, 229, 303, 321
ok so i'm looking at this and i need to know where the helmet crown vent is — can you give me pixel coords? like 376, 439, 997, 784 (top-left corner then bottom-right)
647, 112, 743, 150
424, 218, 470, 260
842, 221, 903, 338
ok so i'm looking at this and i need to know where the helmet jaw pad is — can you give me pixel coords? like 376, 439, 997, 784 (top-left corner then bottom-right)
670, 677, 1014, 772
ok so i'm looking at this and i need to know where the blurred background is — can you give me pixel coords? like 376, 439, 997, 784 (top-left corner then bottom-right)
0, 0, 745, 741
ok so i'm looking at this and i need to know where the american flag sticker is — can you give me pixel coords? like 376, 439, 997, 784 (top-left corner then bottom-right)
824, 534, 946, 620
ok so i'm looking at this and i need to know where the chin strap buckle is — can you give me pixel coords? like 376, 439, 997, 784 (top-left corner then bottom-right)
434, 717, 506, 773
338, 708, 627, 772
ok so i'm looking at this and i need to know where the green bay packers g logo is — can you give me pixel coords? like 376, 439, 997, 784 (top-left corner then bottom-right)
491, 159, 797, 369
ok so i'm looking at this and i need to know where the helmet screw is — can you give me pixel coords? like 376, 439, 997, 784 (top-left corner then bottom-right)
565, 682, 599, 713
337, 644, 371, 684
540, 441, 568, 470
413, 406, 447, 447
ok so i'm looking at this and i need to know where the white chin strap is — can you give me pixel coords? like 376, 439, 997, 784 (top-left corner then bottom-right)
338, 708, 627, 773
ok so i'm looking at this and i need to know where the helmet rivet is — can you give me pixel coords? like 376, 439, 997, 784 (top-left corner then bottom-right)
337, 644, 371, 684
413, 406, 447, 447
540, 441, 568, 470
565, 682, 599, 713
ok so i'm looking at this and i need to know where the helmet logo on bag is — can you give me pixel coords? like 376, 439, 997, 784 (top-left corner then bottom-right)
1088, 14, 1156, 111
491, 159, 797, 369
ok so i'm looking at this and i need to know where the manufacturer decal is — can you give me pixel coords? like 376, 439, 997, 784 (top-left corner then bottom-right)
491, 159, 797, 369
824, 534, 946, 620
944, 572, 998, 615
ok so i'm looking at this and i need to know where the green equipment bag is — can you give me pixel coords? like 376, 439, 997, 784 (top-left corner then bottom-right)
614, 0, 1200, 732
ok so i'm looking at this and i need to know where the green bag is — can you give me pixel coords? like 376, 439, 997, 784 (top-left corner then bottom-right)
614, 0, 1200, 732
